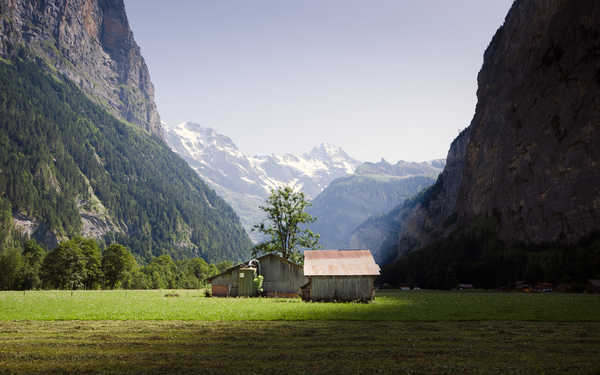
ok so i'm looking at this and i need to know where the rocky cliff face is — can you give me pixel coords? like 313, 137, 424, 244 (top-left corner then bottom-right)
456, 0, 600, 246
0, 0, 161, 136
391, 128, 471, 255
390, 0, 600, 260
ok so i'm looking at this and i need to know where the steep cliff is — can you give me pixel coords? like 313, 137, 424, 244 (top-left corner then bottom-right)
456, 0, 600, 246
0, 0, 161, 136
388, 128, 471, 256
0, 57, 252, 261
0, 0, 252, 262
384, 0, 600, 287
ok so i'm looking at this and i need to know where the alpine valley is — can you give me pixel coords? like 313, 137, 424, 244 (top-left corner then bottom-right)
1, 0, 597, 293
165, 121, 444, 246
165, 121, 360, 241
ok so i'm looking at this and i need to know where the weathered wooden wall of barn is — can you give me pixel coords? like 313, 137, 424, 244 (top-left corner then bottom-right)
309, 276, 375, 301
211, 268, 240, 296
210, 254, 306, 297
261, 255, 307, 294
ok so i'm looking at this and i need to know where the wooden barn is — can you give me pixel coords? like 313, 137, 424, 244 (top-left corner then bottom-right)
207, 253, 307, 297
301, 250, 380, 302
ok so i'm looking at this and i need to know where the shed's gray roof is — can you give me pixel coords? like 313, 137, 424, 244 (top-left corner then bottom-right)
303, 250, 380, 276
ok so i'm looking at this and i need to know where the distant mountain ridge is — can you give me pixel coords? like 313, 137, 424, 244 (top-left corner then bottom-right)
165, 121, 362, 239
165, 122, 446, 247
355, 159, 445, 178
308, 159, 444, 260
166, 121, 360, 198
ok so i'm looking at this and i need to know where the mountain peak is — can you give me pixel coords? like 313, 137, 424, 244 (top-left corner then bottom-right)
355, 159, 445, 179
166, 123, 363, 198
0, 0, 162, 136
307, 142, 344, 158
304, 143, 360, 168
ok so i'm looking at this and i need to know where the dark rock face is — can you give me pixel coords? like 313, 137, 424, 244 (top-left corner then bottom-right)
391, 0, 600, 259
457, 0, 600, 246
0, 0, 161, 136
380, 128, 471, 257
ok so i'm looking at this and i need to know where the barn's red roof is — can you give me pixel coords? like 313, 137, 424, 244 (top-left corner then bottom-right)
303, 250, 380, 276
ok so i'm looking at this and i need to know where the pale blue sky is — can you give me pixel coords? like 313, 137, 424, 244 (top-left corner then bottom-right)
125, 0, 513, 162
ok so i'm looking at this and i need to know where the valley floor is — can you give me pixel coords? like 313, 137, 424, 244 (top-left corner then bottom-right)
1, 289, 599, 321
0, 320, 599, 374
0, 290, 599, 374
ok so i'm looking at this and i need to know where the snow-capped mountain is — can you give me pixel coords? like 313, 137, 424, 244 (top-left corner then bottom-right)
165, 121, 361, 239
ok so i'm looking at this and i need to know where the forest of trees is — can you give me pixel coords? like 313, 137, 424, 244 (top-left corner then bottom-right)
0, 196, 232, 290
0, 235, 233, 291
381, 223, 600, 290
0, 237, 233, 291
0, 53, 251, 263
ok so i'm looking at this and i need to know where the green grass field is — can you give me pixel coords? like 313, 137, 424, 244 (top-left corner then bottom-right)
1, 289, 599, 321
1, 290, 599, 374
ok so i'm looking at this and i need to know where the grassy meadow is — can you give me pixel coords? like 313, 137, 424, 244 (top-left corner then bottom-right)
1, 289, 600, 321
1, 290, 599, 374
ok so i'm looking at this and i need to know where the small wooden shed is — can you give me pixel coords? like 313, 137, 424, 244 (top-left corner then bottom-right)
207, 253, 307, 297
301, 250, 380, 302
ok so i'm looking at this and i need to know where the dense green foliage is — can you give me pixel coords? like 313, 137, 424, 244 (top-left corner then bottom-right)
382, 218, 600, 289
0, 289, 599, 321
0, 197, 46, 290
0, 53, 251, 262
252, 187, 319, 263
131, 254, 228, 290
41, 237, 102, 290
102, 243, 137, 289
0, 232, 233, 291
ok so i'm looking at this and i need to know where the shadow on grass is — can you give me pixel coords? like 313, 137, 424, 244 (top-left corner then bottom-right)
1, 320, 599, 374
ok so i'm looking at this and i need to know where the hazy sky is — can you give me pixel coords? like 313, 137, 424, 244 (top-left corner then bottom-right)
125, 1, 513, 163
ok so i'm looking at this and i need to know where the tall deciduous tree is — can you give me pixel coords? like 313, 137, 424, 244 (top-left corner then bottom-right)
143, 254, 178, 289
102, 244, 136, 289
41, 240, 86, 290
75, 237, 103, 290
0, 248, 23, 290
252, 186, 319, 263
20, 240, 46, 289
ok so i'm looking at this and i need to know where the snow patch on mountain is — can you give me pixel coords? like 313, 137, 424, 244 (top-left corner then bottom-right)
165, 122, 362, 241
166, 122, 361, 199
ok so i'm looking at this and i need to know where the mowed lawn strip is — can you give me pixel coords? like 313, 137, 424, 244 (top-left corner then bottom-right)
0, 289, 599, 321
0, 320, 599, 374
